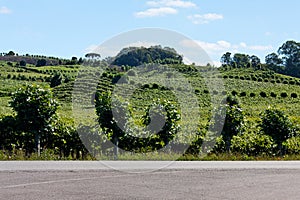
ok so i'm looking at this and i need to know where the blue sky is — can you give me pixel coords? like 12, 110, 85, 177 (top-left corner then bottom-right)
0, 0, 299, 65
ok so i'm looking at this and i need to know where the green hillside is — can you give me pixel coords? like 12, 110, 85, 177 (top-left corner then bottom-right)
1, 43, 300, 160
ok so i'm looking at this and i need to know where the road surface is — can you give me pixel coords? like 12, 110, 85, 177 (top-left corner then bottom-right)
0, 161, 300, 199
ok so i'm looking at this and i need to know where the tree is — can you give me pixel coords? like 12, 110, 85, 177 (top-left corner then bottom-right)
85, 53, 101, 59
214, 95, 244, 152
250, 55, 261, 69
220, 52, 232, 66
10, 85, 58, 156
7, 51, 15, 56
265, 53, 283, 72
260, 108, 296, 155
233, 53, 250, 68
20, 60, 26, 67
278, 40, 300, 77
36, 59, 47, 67
50, 73, 63, 88
95, 91, 180, 156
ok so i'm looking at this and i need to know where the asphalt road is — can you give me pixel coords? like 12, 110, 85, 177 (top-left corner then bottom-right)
0, 161, 300, 200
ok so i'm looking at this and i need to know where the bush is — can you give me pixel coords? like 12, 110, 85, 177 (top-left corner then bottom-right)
260, 108, 296, 155
260, 92, 267, 98
240, 91, 247, 97
270, 92, 277, 98
291, 93, 298, 98
152, 83, 159, 89
250, 93, 256, 97
281, 92, 288, 98
283, 80, 288, 84
289, 81, 295, 85
231, 90, 238, 96
231, 133, 275, 156
283, 137, 300, 154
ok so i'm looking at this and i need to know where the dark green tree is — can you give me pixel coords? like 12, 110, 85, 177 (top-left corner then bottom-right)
36, 59, 47, 67
250, 55, 261, 69
233, 53, 250, 68
278, 40, 300, 77
260, 108, 296, 155
10, 85, 58, 156
214, 95, 244, 152
19, 60, 27, 67
50, 73, 63, 88
220, 52, 232, 66
7, 51, 15, 56
265, 53, 283, 72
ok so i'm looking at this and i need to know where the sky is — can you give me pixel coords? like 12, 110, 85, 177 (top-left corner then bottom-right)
0, 0, 300, 65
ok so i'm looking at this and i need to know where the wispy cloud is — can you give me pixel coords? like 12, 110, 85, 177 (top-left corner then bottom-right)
180, 39, 274, 65
187, 13, 223, 24
189, 40, 273, 54
135, 0, 196, 18
146, 0, 197, 8
135, 7, 177, 18
0, 6, 12, 14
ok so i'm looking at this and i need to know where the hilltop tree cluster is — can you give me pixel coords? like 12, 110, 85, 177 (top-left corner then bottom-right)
112, 46, 183, 67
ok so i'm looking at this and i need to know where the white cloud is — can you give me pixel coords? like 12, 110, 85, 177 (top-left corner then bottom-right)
187, 13, 223, 24
182, 40, 273, 54
0, 6, 12, 14
146, 0, 197, 8
180, 39, 274, 65
135, 7, 177, 18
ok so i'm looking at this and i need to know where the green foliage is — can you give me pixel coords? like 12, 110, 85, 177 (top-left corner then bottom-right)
36, 59, 47, 67
112, 46, 183, 67
9, 84, 58, 154
50, 73, 63, 88
231, 133, 275, 156
214, 95, 244, 151
260, 108, 296, 154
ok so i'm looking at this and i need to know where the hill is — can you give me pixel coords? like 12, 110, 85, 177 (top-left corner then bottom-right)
1, 47, 300, 159
111, 46, 183, 66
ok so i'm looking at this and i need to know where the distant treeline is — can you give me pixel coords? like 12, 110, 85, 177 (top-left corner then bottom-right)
221, 40, 300, 78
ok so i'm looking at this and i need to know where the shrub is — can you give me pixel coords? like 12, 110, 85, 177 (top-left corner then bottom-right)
281, 92, 288, 98
260, 109, 296, 155
152, 83, 159, 89
260, 91, 267, 98
258, 78, 263, 82
270, 92, 277, 98
289, 81, 295, 85
291, 93, 298, 98
240, 91, 247, 97
283, 80, 288, 84
250, 93, 256, 97
283, 137, 300, 154
203, 89, 209, 94
231, 90, 238, 96
231, 133, 274, 156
